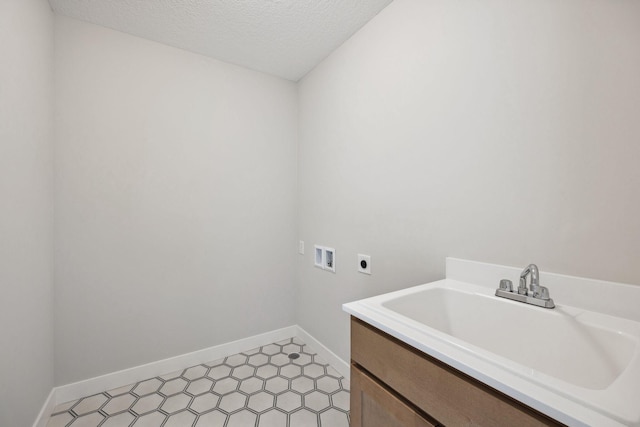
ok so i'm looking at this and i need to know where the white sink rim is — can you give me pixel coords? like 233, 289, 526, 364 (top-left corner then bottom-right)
343, 260, 640, 427
380, 284, 637, 391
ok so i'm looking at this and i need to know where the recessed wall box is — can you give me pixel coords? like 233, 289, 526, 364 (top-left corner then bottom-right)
315, 245, 324, 269
324, 247, 336, 273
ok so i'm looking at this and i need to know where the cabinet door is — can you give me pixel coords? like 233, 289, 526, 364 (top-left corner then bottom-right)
351, 365, 438, 427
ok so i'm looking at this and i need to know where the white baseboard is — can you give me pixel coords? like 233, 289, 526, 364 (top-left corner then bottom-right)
32, 388, 56, 427
34, 324, 349, 426
55, 325, 297, 405
295, 326, 350, 381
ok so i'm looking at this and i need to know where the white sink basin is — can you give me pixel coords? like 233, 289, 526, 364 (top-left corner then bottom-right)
383, 287, 636, 390
343, 259, 640, 427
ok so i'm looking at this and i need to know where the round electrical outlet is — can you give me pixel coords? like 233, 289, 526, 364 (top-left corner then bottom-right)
358, 254, 371, 275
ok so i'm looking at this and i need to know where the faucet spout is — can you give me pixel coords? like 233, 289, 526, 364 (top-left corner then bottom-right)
520, 264, 540, 295
521, 264, 539, 286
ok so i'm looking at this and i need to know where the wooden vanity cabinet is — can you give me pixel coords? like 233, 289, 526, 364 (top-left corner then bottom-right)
350, 317, 564, 427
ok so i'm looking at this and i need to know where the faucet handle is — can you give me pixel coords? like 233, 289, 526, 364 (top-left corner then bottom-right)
534, 286, 551, 300
499, 279, 513, 292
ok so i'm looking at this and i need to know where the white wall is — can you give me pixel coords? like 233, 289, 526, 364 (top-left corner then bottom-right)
298, 0, 640, 362
54, 16, 298, 385
0, 0, 55, 425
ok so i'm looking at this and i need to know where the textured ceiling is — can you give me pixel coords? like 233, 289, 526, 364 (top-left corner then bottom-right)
48, 0, 394, 81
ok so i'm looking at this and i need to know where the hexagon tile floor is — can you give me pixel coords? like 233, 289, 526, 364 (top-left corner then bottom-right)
47, 337, 349, 427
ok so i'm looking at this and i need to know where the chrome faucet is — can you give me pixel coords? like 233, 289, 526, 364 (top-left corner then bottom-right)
496, 263, 555, 308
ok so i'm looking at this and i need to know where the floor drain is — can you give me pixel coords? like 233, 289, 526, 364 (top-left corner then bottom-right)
288, 353, 300, 360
